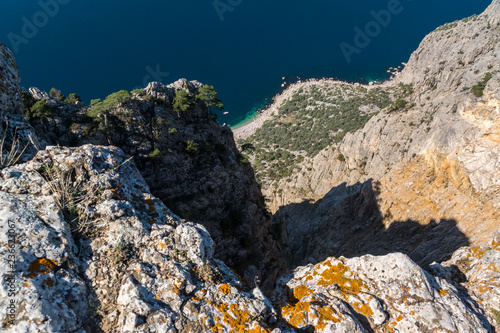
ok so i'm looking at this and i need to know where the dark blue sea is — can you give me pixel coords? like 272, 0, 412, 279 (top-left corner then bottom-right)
0, 0, 491, 126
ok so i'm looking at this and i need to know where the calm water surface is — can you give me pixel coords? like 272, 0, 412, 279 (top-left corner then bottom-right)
0, 0, 491, 125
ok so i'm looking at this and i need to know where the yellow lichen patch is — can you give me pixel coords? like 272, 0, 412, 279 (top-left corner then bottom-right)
315, 261, 364, 294
110, 188, 124, 200
27, 258, 58, 278
387, 321, 397, 333
281, 301, 310, 328
246, 322, 272, 333
396, 314, 403, 322
478, 285, 492, 293
470, 247, 487, 259
144, 198, 156, 213
293, 285, 313, 300
352, 301, 374, 317
219, 284, 231, 295
209, 302, 269, 333
487, 263, 498, 272
210, 302, 229, 313
438, 289, 449, 296
315, 304, 343, 329
158, 240, 167, 250
492, 239, 499, 246
282, 300, 342, 330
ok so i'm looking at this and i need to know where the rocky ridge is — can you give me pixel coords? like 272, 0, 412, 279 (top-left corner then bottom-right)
22, 77, 287, 294
0, 144, 280, 333
0, 43, 23, 117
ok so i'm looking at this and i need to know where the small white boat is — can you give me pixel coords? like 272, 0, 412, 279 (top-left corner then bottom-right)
223, 112, 229, 115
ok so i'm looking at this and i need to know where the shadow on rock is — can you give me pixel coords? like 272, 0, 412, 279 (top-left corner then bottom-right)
274, 179, 470, 270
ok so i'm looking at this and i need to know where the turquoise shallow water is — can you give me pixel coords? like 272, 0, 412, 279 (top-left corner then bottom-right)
0, 0, 491, 126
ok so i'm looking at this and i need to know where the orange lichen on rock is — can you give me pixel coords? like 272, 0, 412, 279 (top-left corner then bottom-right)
438, 289, 449, 296
282, 300, 342, 330
144, 198, 156, 213
209, 302, 270, 333
158, 240, 167, 250
470, 246, 487, 259
219, 284, 231, 295
352, 301, 374, 317
27, 258, 58, 278
478, 285, 492, 293
315, 261, 364, 294
487, 263, 498, 272
293, 285, 313, 300
315, 304, 343, 329
42, 278, 54, 287
387, 321, 397, 333
281, 301, 310, 328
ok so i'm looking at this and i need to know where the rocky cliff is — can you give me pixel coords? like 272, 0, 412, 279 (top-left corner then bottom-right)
1, 144, 497, 332
1, 1, 500, 331
0, 43, 23, 117
0, 144, 281, 333
21, 78, 287, 294
243, 0, 500, 272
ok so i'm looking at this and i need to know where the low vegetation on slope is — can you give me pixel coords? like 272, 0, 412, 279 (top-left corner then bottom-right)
240, 82, 413, 184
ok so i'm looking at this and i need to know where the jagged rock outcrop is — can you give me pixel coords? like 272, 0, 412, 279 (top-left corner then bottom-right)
0, 42, 43, 165
0, 42, 23, 117
431, 234, 500, 332
273, 252, 494, 332
0, 145, 282, 332
25, 80, 287, 293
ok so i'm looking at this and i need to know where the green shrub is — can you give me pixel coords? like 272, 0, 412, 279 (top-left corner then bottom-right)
471, 72, 493, 97
21, 91, 35, 111
337, 153, 345, 162
148, 148, 163, 160
50, 88, 66, 101
65, 93, 81, 104
390, 98, 408, 112
131, 89, 144, 94
168, 127, 178, 135
186, 140, 198, 153
173, 90, 194, 114
88, 90, 131, 118
238, 153, 250, 164
26, 100, 53, 123
196, 85, 223, 111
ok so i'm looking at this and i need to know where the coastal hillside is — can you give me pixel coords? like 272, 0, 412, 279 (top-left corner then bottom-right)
238, 0, 500, 264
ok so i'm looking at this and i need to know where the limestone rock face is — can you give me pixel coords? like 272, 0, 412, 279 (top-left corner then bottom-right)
431, 235, 500, 332
0, 145, 280, 333
274, 253, 494, 332
0, 42, 23, 116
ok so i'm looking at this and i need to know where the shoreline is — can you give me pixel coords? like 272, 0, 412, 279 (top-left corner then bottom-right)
231, 75, 397, 141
